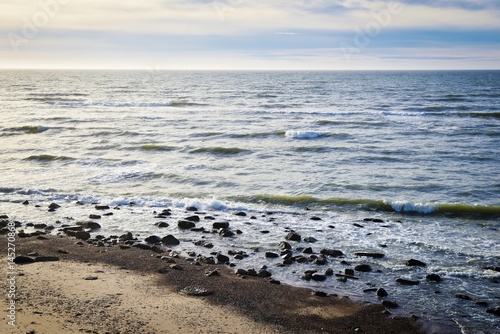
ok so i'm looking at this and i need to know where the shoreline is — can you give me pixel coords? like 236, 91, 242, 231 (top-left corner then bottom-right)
1, 234, 425, 334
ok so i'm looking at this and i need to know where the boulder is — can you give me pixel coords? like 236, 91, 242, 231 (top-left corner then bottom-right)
311, 273, 327, 281
377, 288, 388, 297
426, 273, 441, 282
265, 252, 280, 258
216, 253, 230, 264
213, 222, 230, 229
278, 241, 292, 250
320, 249, 344, 257
75, 231, 91, 240
184, 215, 200, 222
355, 264, 372, 272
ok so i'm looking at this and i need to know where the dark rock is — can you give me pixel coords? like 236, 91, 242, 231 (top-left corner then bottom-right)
278, 241, 292, 250
49, 203, 61, 209
178, 220, 196, 229
84, 276, 98, 280
377, 288, 388, 297
345, 268, 355, 276
312, 291, 328, 297
13, 256, 35, 264
62, 225, 84, 232
355, 264, 372, 272
372, 218, 384, 223
35, 256, 60, 262
396, 278, 420, 286
234, 211, 247, 216
95, 205, 110, 210
204, 216, 216, 220
57, 249, 69, 254
303, 237, 317, 243
484, 266, 500, 272
205, 269, 220, 277
353, 223, 364, 228
158, 268, 169, 274
220, 230, 235, 237
89, 214, 101, 220
354, 252, 385, 259
310, 216, 322, 221
247, 268, 258, 276
486, 307, 500, 316
191, 227, 205, 232
120, 232, 134, 241
313, 258, 327, 265
426, 274, 441, 282
325, 268, 334, 276
265, 252, 280, 258
151, 245, 164, 253
258, 269, 272, 278
162, 235, 180, 245
180, 286, 213, 296
269, 279, 280, 285
303, 247, 313, 254
320, 249, 344, 257
145, 235, 162, 243
186, 206, 198, 211
155, 222, 169, 228
184, 215, 200, 222
77, 222, 101, 230
75, 231, 91, 240
285, 232, 301, 241
216, 253, 230, 264
260, 230, 270, 234
235, 268, 248, 276
213, 222, 229, 229
406, 259, 427, 267
132, 243, 152, 250
455, 294, 472, 301
22, 200, 29, 205
311, 273, 327, 281
34, 223, 47, 229
382, 300, 399, 308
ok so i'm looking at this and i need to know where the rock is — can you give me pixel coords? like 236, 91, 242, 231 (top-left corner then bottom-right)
184, 215, 200, 222
265, 252, 280, 258
35, 256, 60, 262
84, 276, 98, 280
120, 232, 134, 241
406, 259, 427, 267
49, 203, 61, 210
34, 223, 47, 229
377, 288, 388, 297
77, 222, 101, 230
162, 235, 180, 245
132, 243, 152, 250
151, 245, 164, 253
382, 300, 399, 308
455, 294, 472, 301
310, 216, 322, 221
396, 278, 420, 286
234, 211, 247, 216
312, 291, 328, 297
205, 269, 220, 277
216, 253, 230, 264
186, 206, 198, 211
158, 268, 169, 274
269, 279, 280, 285
313, 258, 327, 265
204, 216, 216, 220
285, 232, 301, 241
354, 252, 385, 259
221, 230, 235, 237
258, 269, 272, 278
311, 273, 327, 281
484, 266, 500, 272
169, 264, 183, 270
303, 247, 313, 254
426, 273, 441, 282
325, 268, 334, 276
303, 237, 317, 243
180, 286, 213, 296
155, 222, 169, 228
13, 256, 36, 264
75, 231, 91, 240
486, 307, 500, 316
353, 223, 364, 228
22, 200, 29, 205
345, 268, 355, 276
235, 268, 248, 276
213, 222, 230, 229
145, 235, 162, 243
278, 241, 292, 250
355, 264, 372, 272
320, 249, 344, 257
178, 220, 196, 229
95, 205, 110, 210
89, 214, 101, 220
247, 268, 258, 276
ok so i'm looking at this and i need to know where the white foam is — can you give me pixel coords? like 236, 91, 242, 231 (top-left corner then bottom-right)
285, 130, 324, 139
386, 200, 437, 214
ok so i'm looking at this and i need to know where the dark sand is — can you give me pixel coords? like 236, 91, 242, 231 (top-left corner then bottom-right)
1, 234, 424, 334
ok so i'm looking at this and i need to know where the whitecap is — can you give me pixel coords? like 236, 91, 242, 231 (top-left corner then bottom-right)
285, 130, 325, 139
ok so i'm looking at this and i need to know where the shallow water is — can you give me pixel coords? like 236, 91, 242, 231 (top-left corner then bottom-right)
0, 70, 499, 333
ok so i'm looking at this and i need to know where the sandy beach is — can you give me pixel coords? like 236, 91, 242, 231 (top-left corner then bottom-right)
1, 234, 424, 334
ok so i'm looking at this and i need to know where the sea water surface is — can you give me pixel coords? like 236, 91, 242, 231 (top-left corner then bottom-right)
1, 70, 499, 333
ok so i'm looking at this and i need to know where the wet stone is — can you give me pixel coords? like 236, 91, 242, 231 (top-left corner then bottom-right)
426, 273, 441, 282
396, 278, 420, 286
406, 259, 427, 267
285, 232, 301, 242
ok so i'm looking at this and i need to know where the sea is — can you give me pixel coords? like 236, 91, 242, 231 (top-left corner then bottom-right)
1, 70, 499, 333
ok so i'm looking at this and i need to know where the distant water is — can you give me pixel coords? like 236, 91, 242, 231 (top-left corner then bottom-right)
1, 70, 499, 333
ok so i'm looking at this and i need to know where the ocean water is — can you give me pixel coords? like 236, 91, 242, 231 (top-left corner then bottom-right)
1, 70, 499, 333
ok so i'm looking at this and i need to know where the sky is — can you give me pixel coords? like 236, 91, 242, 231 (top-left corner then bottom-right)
0, 0, 499, 70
